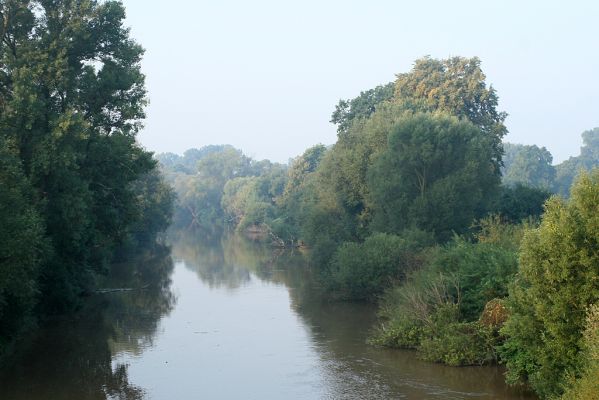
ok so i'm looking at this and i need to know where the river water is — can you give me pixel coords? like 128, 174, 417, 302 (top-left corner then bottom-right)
0, 234, 534, 399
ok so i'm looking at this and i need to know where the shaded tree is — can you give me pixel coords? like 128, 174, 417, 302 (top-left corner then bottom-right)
368, 112, 500, 241
490, 184, 551, 223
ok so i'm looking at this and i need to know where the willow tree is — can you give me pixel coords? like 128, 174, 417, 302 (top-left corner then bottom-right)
367, 112, 500, 240
314, 56, 507, 247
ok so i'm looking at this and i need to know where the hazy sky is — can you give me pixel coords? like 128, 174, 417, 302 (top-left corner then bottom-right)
123, 0, 598, 164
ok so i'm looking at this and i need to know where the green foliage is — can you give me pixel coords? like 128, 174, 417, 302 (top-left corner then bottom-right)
559, 305, 599, 400
297, 56, 507, 257
126, 169, 175, 248
432, 238, 519, 320
418, 305, 497, 366
474, 214, 529, 251
328, 231, 433, 300
371, 222, 522, 365
502, 143, 556, 189
554, 128, 599, 196
0, 140, 48, 350
368, 112, 501, 240
394, 56, 507, 160
500, 169, 599, 398
0, 0, 172, 345
490, 184, 551, 223
331, 83, 395, 135
160, 144, 289, 236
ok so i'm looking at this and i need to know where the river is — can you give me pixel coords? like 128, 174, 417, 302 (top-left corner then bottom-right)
0, 233, 534, 399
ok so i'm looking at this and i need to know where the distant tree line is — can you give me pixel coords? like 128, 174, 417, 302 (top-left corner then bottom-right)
502, 129, 599, 196
0, 0, 173, 357
162, 55, 599, 399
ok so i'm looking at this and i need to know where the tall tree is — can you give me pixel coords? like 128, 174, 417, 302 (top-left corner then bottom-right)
502, 143, 556, 189
0, 0, 164, 313
0, 138, 48, 348
367, 112, 500, 240
331, 83, 394, 135
309, 56, 508, 249
500, 169, 599, 398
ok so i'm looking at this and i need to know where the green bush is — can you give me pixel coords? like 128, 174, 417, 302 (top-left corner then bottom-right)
328, 230, 433, 300
431, 238, 519, 321
371, 226, 522, 366
418, 304, 497, 366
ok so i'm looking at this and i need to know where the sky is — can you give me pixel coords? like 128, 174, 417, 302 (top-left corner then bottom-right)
123, 0, 599, 164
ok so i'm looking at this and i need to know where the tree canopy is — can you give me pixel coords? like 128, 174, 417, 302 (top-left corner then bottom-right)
500, 169, 599, 398
368, 112, 500, 240
0, 0, 172, 351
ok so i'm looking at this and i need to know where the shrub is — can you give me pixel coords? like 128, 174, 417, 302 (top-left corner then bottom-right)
328, 230, 433, 300
419, 304, 497, 366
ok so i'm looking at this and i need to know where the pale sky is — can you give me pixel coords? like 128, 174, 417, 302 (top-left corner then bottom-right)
123, 0, 599, 164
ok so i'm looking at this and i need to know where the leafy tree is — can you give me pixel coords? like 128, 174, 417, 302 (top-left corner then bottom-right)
500, 169, 599, 398
222, 177, 259, 226
554, 128, 599, 196
331, 83, 394, 135
306, 56, 507, 249
0, 0, 170, 316
0, 139, 48, 350
368, 112, 500, 240
502, 143, 555, 189
394, 56, 507, 167
283, 144, 327, 196
126, 169, 175, 248
560, 305, 599, 400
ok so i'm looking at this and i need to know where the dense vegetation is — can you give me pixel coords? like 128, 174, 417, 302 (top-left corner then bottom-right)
162, 55, 599, 399
0, 1, 595, 396
0, 0, 173, 356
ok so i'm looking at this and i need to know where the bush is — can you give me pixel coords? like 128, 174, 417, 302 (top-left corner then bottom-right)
419, 304, 497, 366
328, 230, 433, 300
432, 238, 519, 321
371, 227, 522, 366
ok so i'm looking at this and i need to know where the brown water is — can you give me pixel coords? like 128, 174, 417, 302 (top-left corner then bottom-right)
0, 234, 535, 399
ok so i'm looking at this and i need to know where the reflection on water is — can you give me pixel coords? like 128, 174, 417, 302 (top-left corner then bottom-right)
0, 233, 535, 399
0, 246, 175, 400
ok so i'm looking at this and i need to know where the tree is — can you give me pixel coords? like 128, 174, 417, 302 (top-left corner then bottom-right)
331, 83, 394, 135
554, 128, 599, 196
368, 112, 500, 240
306, 56, 507, 249
0, 139, 48, 349
502, 143, 555, 189
0, 0, 168, 314
490, 184, 551, 223
500, 169, 599, 398
394, 56, 507, 169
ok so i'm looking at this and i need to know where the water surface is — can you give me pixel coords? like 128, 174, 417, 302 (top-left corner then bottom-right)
0, 234, 534, 399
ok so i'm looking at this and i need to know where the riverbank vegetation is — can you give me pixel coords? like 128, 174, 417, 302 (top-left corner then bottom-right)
0, 1, 173, 358
1, 2, 597, 397
162, 56, 599, 399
